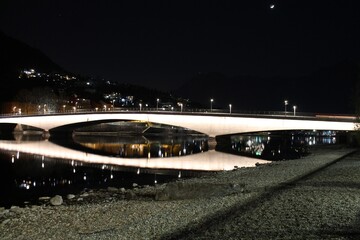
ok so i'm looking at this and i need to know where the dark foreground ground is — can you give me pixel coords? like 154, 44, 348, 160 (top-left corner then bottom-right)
1, 145, 359, 240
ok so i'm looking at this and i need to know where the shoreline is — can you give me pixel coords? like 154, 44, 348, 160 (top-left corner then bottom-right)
0, 144, 357, 239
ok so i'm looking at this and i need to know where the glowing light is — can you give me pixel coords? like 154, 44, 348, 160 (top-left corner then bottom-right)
270, 4, 275, 9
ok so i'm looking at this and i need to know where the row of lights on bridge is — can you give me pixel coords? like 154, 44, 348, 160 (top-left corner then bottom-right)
284, 100, 297, 116
12, 99, 296, 116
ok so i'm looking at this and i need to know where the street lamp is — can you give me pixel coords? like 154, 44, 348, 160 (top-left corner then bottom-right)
284, 100, 288, 116
139, 103, 142, 111
229, 104, 232, 114
210, 98, 214, 112
156, 98, 159, 111
180, 103, 183, 112
293, 105, 297, 116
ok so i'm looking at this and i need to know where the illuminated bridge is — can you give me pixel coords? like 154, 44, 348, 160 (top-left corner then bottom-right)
0, 111, 356, 137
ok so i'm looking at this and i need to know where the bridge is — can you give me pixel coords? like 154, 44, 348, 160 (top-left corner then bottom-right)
0, 111, 357, 137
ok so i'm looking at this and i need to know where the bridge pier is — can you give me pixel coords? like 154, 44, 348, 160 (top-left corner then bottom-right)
208, 137, 217, 150
13, 124, 23, 133
42, 131, 50, 139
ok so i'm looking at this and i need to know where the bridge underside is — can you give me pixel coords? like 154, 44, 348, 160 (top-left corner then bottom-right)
0, 112, 356, 138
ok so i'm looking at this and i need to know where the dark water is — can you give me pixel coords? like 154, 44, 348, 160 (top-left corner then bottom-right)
0, 128, 346, 208
0, 133, 212, 208
218, 130, 346, 160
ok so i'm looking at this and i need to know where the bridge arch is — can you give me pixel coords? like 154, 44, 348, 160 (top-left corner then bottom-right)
0, 112, 356, 138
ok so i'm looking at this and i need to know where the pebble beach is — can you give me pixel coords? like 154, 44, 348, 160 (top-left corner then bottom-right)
1, 145, 359, 240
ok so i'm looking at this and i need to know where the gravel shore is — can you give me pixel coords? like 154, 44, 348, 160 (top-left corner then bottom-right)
0, 145, 358, 240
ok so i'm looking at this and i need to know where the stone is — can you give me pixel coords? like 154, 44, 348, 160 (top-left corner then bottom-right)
107, 187, 118, 192
66, 194, 76, 200
50, 195, 63, 206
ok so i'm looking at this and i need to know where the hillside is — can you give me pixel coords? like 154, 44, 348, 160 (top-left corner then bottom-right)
0, 31, 65, 101
0, 31, 188, 112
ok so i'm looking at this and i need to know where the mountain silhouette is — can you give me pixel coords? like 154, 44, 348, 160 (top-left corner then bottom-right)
0, 31, 64, 77
0, 30, 65, 101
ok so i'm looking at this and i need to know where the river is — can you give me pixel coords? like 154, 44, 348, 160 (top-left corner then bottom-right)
0, 121, 345, 208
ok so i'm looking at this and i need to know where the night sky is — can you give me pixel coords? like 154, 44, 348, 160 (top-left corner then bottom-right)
1, 0, 360, 112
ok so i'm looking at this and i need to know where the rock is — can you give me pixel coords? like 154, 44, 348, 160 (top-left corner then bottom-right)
50, 195, 63, 206
39, 196, 51, 201
80, 192, 89, 197
1, 219, 10, 225
125, 190, 136, 199
66, 194, 76, 200
107, 187, 118, 192
9, 206, 22, 214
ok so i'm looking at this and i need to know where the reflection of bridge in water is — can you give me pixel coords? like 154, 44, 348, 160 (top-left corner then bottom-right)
0, 111, 356, 137
0, 140, 270, 171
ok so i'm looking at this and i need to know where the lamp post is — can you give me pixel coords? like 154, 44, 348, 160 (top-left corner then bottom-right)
284, 100, 288, 116
156, 98, 159, 111
229, 104, 232, 114
180, 103, 183, 112
139, 103, 142, 111
210, 98, 214, 112
293, 105, 297, 116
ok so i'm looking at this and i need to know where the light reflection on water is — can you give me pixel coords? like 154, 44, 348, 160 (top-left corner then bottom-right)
223, 130, 340, 160
0, 129, 343, 208
0, 134, 270, 208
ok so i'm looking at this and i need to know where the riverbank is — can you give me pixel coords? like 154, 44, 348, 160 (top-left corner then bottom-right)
0, 144, 357, 239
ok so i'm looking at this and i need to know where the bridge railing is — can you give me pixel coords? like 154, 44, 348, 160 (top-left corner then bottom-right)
0, 106, 321, 118
2, 106, 358, 122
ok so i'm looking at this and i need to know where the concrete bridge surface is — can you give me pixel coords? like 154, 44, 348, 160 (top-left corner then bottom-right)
0, 111, 356, 137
